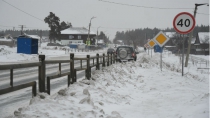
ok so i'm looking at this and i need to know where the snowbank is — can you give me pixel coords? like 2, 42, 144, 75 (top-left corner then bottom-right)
11, 53, 209, 118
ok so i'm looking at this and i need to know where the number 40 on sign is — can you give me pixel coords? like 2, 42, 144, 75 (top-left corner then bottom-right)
173, 12, 195, 34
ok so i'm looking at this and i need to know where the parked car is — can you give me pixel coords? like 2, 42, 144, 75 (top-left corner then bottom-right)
115, 46, 137, 62
107, 48, 115, 54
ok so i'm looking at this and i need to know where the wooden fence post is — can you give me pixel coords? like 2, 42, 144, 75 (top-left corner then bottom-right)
70, 53, 74, 84
86, 55, 90, 80
39, 55, 45, 92
113, 54, 115, 64
59, 63, 61, 75
102, 53, 105, 67
107, 54, 109, 66
10, 69, 13, 87
74, 69, 77, 82
68, 75, 70, 87
110, 53, 113, 65
96, 53, 99, 70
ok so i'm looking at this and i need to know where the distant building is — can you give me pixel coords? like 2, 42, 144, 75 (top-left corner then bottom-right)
0, 34, 15, 47
164, 32, 176, 46
193, 32, 209, 55
59, 27, 96, 45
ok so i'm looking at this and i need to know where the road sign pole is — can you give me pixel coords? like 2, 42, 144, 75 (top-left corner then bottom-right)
182, 34, 184, 76
173, 12, 195, 76
151, 47, 152, 57
160, 52, 162, 71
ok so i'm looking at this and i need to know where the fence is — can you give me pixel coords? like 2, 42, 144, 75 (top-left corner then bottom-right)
190, 56, 209, 69
0, 53, 116, 96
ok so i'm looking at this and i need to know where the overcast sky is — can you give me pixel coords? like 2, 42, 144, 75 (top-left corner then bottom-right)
0, 0, 209, 40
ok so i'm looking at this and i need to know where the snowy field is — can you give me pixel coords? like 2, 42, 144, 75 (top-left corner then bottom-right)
0, 43, 209, 118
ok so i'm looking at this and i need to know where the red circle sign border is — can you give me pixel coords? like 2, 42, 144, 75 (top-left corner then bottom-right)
173, 12, 195, 34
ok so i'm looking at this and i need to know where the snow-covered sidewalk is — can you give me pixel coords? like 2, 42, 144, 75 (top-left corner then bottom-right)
10, 53, 209, 118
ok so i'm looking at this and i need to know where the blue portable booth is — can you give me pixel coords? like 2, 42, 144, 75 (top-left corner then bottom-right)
17, 37, 38, 54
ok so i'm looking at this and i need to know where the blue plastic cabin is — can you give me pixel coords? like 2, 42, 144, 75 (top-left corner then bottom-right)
17, 37, 38, 54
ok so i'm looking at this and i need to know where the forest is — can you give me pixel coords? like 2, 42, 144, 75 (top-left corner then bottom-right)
113, 25, 209, 48
0, 25, 209, 46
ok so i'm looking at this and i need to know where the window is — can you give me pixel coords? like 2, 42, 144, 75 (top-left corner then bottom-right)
69, 35, 74, 39
78, 35, 81, 39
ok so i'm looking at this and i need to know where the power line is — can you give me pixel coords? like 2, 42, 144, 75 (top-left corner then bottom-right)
98, 0, 193, 10
197, 12, 210, 15
0, 25, 49, 30
2, 0, 43, 22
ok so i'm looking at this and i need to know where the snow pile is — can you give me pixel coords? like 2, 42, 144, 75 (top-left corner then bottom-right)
0, 45, 38, 62
12, 53, 209, 118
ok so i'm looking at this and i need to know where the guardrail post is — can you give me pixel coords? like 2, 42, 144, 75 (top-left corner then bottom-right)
96, 53, 99, 70
39, 55, 45, 92
110, 53, 113, 65
10, 69, 13, 87
70, 53, 74, 84
102, 53, 105, 67
107, 54, 109, 66
86, 55, 90, 80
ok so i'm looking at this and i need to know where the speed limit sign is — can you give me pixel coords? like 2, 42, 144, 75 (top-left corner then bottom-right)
173, 12, 195, 34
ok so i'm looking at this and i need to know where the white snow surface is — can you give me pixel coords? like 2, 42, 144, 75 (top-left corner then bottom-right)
0, 44, 209, 118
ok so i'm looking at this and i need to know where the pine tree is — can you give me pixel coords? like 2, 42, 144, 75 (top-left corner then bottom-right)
44, 12, 61, 43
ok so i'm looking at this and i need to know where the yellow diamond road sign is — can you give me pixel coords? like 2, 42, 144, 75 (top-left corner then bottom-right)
153, 31, 170, 47
147, 39, 156, 48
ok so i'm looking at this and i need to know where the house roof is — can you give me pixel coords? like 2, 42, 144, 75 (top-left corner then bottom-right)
61, 27, 96, 35
97, 39, 104, 43
164, 32, 176, 38
198, 32, 209, 44
0, 37, 13, 42
26, 35, 40, 40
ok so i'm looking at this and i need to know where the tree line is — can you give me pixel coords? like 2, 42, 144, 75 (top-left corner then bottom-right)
113, 25, 209, 48
0, 29, 49, 38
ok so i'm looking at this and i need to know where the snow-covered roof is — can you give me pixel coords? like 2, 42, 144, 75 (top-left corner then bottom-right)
26, 35, 40, 40
165, 32, 176, 38
117, 40, 123, 43
191, 37, 196, 44
97, 39, 104, 43
61, 27, 96, 35
0, 37, 13, 42
198, 32, 209, 44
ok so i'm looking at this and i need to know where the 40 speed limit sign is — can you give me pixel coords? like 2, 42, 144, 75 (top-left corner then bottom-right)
173, 12, 195, 34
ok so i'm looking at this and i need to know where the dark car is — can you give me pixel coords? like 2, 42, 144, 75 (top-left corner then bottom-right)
107, 48, 115, 54
115, 46, 137, 62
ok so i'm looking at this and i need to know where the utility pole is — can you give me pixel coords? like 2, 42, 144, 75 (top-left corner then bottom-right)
40, 30, 42, 47
97, 26, 100, 46
185, 3, 209, 67
87, 17, 96, 46
19, 25, 26, 35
